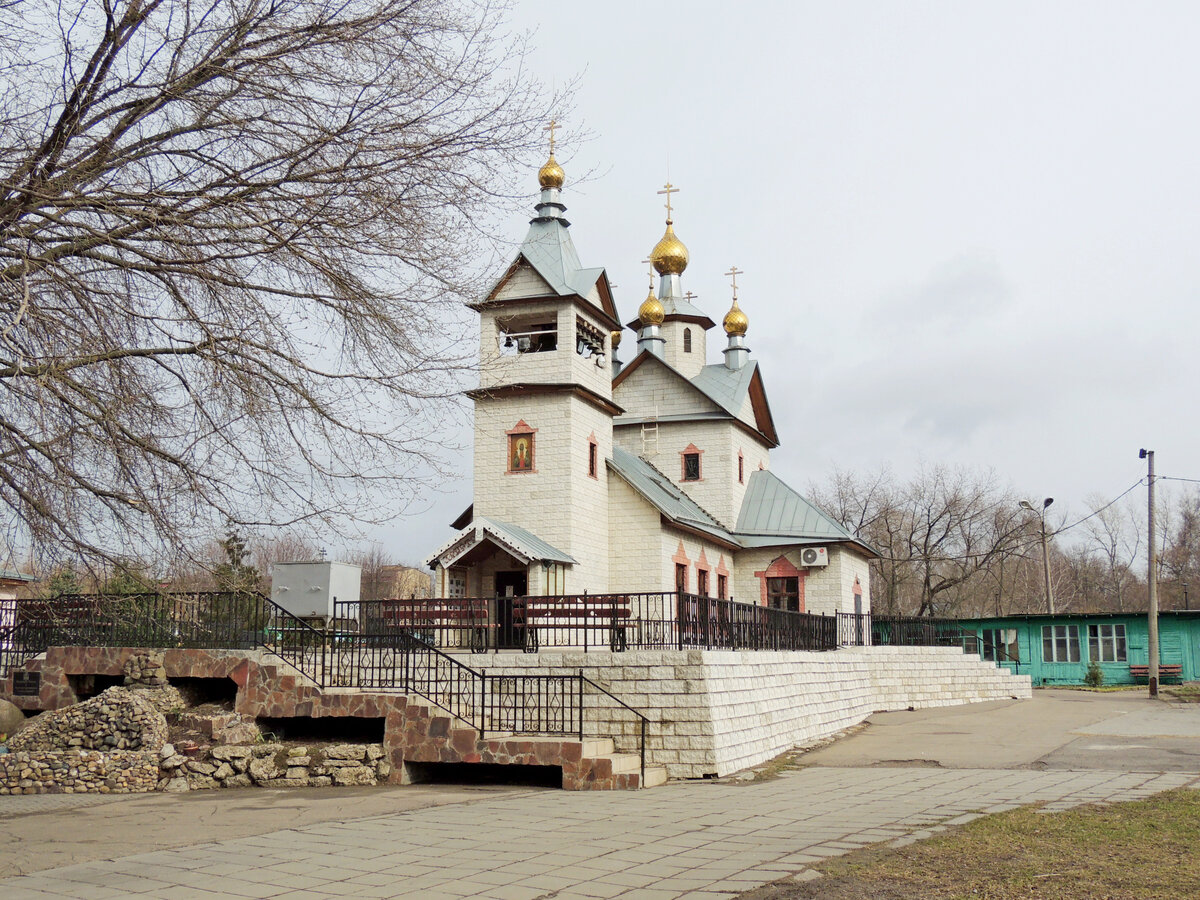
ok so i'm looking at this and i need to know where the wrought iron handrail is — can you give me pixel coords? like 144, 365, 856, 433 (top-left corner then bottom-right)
582, 674, 650, 782
337, 592, 840, 653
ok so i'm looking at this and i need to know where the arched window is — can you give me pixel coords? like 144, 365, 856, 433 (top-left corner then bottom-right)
683, 328, 692, 353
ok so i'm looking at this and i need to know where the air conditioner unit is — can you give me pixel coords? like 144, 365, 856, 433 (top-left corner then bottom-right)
800, 547, 829, 567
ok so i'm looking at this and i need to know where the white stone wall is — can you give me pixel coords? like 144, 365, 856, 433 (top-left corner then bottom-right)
456, 646, 1032, 779
613, 359, 722, 421
658, 526, 735, 600
802, 549, 872, 617
606, 475, 666, 593
729, 545, 867, 613
472, 391, 612, 594
659, 320, 708, 378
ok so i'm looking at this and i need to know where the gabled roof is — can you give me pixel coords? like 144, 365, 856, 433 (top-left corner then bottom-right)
612, 351, 779, 447
607, 449, 735, 546
426, 516, 576, 569
736, 469, 864, 546
482, 215, 619, 324
609, 449, 875, 557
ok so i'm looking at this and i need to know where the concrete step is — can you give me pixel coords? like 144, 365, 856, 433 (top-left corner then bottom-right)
642, 765, 669, 788
609, 752, 643, 774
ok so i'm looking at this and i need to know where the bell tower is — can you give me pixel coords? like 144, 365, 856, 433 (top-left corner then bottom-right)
456, 128, 622, 595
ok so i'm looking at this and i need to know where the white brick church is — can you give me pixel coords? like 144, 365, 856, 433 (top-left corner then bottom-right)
428, 147, 874, 617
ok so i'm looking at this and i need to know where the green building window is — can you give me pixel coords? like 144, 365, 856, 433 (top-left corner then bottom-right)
1088, 624, 1127, 662
1042, 625, 1080, 663
982, 628, 1019, 662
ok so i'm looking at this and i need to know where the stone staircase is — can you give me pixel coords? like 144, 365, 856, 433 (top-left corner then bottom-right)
384, 691, 665, 791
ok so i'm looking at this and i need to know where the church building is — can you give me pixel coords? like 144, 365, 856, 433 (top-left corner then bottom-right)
428, 141, 874, 620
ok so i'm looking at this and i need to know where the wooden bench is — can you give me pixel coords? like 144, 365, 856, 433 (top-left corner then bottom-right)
524, 599, 633, 650
1129, 663, 1183, 683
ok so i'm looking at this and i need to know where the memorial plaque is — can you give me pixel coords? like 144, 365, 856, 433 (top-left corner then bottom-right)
12, 672, 40, 697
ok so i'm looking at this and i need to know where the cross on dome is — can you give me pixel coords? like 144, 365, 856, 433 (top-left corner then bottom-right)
657, 182, 679, 222
543, 119, 559, 155
725, 265, 744, 300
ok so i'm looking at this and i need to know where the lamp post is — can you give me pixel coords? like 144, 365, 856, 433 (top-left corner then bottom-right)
1020, 497, 1055, 614
1140, 448, 1158, 698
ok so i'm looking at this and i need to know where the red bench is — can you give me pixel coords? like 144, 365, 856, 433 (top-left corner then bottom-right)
1129, 664, 1183, 683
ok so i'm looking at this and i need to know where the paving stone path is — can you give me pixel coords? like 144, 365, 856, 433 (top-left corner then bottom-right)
2, 766, 1195, 900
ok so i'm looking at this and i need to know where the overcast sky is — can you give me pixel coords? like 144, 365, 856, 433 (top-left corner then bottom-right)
374, 0, 1200, 566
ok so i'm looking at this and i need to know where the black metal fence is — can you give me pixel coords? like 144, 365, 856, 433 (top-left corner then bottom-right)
334, 592, 840, 653
836, 612, 975, 649
0, 592, 589, 743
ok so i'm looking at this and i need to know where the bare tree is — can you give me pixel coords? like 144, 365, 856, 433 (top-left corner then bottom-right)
813, 465, 1034, 616
1080, 494, 1141, 612
1, 0, 556, 569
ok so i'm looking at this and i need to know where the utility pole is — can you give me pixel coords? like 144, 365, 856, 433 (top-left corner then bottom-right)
1020, 497, 1055, 614
1140, 448, 1158, 698
1039, 519, 1054, 615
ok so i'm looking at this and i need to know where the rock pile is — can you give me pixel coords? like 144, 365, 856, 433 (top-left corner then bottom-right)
0, 748, 159, 794
157, 742, 390, 791
6, 687, 168, 754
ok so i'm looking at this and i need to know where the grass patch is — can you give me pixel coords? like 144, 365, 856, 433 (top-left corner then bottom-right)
745, 788, 1200, 899
1036, 684, 1144, 692
1164, 684, 1200, 702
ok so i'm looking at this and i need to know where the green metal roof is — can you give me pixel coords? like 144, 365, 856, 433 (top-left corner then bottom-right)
690, 361, 759, 423
735, 469, 863, 545
608, 448, 732, 544
478, 517, 577, 565
610, 449, 874, 555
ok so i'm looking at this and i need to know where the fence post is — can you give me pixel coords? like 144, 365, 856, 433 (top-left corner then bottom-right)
578, 670, 585, 741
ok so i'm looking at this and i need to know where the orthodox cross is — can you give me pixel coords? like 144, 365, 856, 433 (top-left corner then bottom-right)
683, 291, 698, 304
641, 257, 654, 288
543, 119, 559, 154
657, 182, 679, 220
725, 265, 744, 300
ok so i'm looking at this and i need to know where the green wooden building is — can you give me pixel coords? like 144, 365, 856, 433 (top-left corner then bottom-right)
954, 611, 1200, 686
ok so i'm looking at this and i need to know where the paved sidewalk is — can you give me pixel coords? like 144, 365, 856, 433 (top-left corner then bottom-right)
2, 766, 1195, 900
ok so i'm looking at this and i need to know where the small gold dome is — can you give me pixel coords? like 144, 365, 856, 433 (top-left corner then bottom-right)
538, 153, 565, 189
638, 289, 665, 326
650, 222, 689, 275
723, 298, 748, 336
610, 329, 622, 349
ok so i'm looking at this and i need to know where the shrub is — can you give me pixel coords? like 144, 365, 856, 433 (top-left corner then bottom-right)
1084, 659, 1104, 688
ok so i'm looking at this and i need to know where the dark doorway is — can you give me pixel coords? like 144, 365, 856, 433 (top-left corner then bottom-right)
495, 570, 527, 650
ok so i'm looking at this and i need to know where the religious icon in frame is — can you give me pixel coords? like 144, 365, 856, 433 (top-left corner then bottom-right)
509, 432, 533, 472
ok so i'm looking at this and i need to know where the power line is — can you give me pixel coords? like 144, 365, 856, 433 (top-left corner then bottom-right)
1160, 475, 1200, 486
1054, 478, 1146, 536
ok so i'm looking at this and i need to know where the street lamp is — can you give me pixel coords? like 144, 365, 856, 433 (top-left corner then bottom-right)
1020, 497, 1055, 614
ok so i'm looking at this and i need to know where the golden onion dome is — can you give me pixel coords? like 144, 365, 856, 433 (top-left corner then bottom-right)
638, 289, 665, 326
538, 153, 565, 189
649, 221, 689, 275
723, 298, 749, 336
610, 329, 622, 349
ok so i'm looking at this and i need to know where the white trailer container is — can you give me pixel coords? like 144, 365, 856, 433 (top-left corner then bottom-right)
270, 561, 361, 621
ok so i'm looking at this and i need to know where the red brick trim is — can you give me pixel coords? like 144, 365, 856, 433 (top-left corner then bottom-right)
680, 443, 703, 482
587, 431, 599, 480
753, 555, 808, 610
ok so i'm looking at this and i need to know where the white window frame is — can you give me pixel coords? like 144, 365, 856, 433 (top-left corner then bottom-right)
1087, 623, 1127, 662
1042, 624, 1080, 663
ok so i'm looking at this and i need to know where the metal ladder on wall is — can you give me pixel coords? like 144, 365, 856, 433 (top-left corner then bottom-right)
641, 404, 660, 457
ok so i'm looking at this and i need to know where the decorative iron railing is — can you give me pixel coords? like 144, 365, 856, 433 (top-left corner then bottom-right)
836, 611, 972, 648
335, 592, 840, 653
0, 592, 590, 743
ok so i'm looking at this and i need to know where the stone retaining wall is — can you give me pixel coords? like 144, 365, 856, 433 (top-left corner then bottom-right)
3, 644, 1031, 784
0, 748, 159, 794
458, 645, 1032, 778
157, 742, 388, 792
